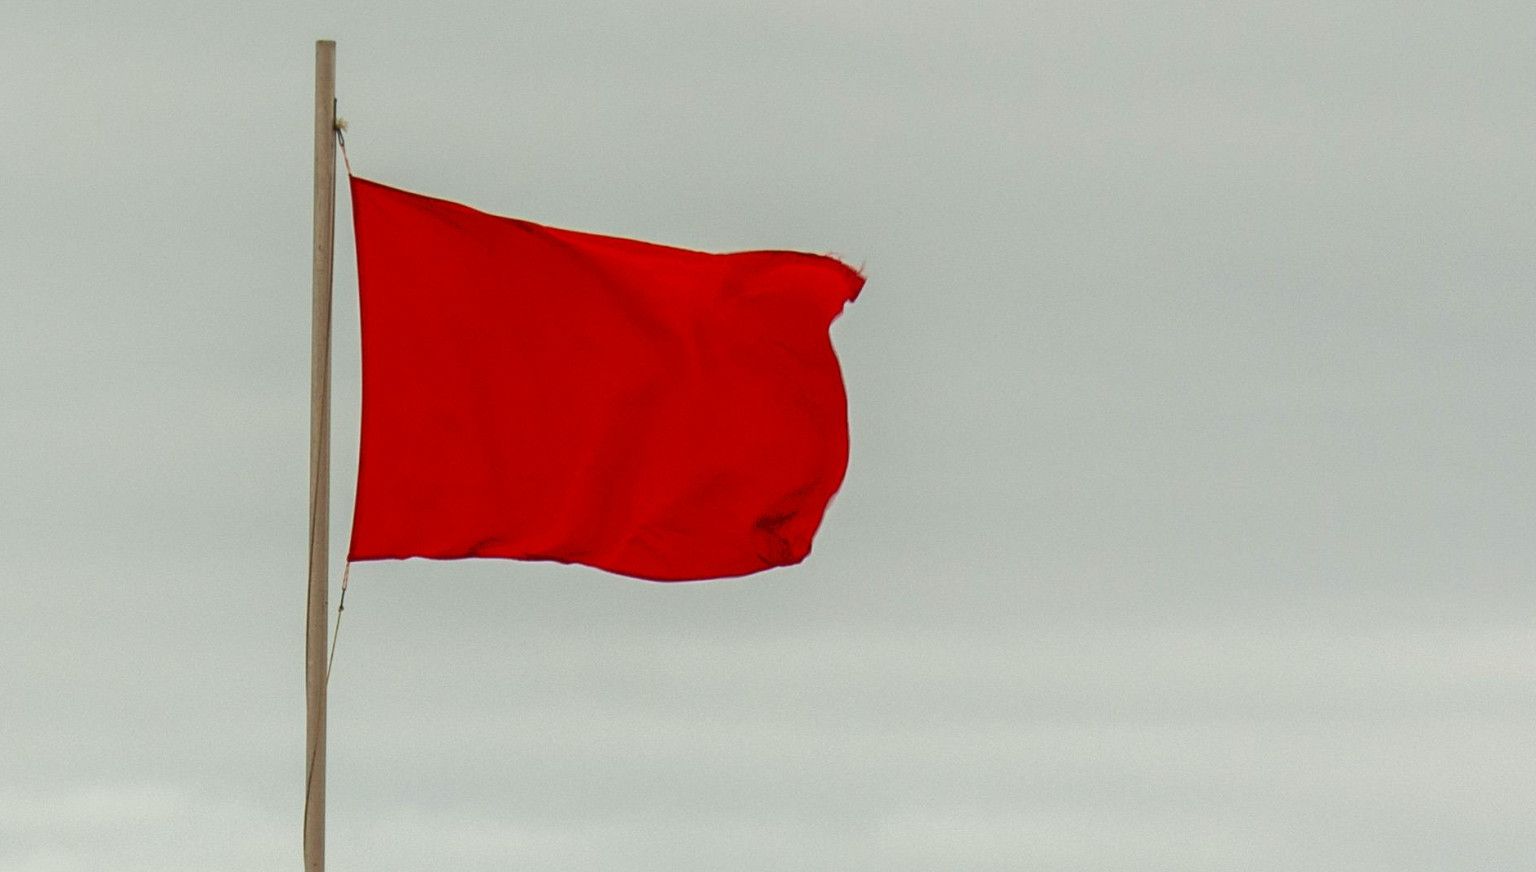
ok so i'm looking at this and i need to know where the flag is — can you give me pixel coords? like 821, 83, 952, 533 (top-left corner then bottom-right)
345, 177, 863, 581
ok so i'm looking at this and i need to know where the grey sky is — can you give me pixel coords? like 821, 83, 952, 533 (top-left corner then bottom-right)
3, 1, 1533, 870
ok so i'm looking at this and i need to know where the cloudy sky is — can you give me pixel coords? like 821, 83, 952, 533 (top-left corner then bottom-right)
4, 2, 1534, 870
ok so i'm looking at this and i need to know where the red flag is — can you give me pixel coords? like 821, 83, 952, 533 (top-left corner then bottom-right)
345, 177, 863, 581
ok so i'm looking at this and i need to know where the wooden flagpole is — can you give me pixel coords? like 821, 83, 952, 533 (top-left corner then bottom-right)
306, 37, 336, 872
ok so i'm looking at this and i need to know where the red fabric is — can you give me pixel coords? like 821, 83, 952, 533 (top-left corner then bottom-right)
346, 177, 863, 581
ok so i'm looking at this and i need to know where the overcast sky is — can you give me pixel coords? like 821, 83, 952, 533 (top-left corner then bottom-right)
4, 2, 1534, 870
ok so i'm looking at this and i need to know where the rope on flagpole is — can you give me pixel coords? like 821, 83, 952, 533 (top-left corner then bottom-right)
303, 561, 350, 859
326, 562, 350, 683
335, 113, 352, 176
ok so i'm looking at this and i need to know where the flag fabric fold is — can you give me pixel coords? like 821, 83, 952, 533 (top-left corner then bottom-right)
346, 176, 862, 581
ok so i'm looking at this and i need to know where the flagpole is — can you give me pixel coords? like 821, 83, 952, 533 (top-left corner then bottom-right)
306, 37, 336, 872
